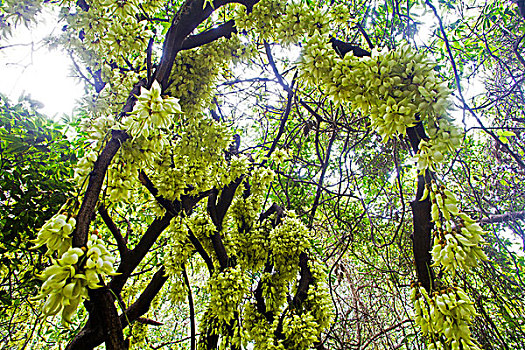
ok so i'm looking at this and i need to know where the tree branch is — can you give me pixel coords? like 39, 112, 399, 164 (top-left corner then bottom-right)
480, 210, 525, 224
182, 265, 196, 350
292, 252, 313, 308
181, 20, 236, 51
155, 0, 261, 89
73, 130, 130, 248
329, 37, 371, 58
406, 124, 435, 291
66, 268, 169, 350
122, 267, 169, 327
136, 317, 163, 326
98, 205, 129, 258
139, 170, 182, 216
264, 41, 291, 93
110, 214, 174, 294
187, 228, 215, 274
207, 190, 231, 270
308, 128, 337, 228
263, 84, 294, 164
87, 285, 125, 350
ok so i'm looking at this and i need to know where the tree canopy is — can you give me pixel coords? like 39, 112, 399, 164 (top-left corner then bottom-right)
1, 0, 525, 350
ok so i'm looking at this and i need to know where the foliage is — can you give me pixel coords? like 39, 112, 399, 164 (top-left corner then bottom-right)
0, 94, 78, 344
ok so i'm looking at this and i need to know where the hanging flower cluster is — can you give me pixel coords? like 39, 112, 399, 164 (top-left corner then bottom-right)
159, 168, 333, 349
411, 284, 481, 350
121, 80, 182, 138
282, 312, 320, 349
409, 181, 487, 349
73, 150, 98, 186
239, 258, 333, 350
269, 214, 310, 279
32, 234, 118, 323
299, 36, 457, 145
31, 213, 76, 256
33, 247, 87, 323
424, 182, 487, 273
207, 265, 249, 323
415, 118, 463, 172
85, 115, 116, 149
234, 0, 353, 45
60, 0, 156, 100
166, 36, 247, 115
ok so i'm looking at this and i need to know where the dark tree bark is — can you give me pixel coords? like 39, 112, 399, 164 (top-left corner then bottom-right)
406, 124, 435, 291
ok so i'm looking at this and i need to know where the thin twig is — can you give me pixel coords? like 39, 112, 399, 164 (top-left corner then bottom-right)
99, 204, 129, 257
426, 0, 525, 170
182, 265, 196, 350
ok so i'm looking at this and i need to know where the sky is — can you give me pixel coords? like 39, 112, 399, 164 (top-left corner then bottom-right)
0, 7, 84, 119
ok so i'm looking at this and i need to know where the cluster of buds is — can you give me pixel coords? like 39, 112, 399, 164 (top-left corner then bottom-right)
31, 213, 75, 256
299, 33, 337, 86
415, 139, 448, 172
427, 119, 463, 154
208, 266, 249, 323
415, 182, 488, 347
84, 115, 116, 149
425, 182, 460, 226
107, 162, 135, 203
411, 284, 481, 350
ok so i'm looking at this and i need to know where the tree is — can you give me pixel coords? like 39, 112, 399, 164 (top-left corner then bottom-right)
1, 0, 524, 349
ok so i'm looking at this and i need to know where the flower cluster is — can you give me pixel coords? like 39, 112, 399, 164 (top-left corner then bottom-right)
31, 213, 75, 256
241, 264, 332, 350
269, 213, 310, 278
234, 0, 350, 45
411, 284, 481, 350
33, 234, 117, 323
234, 0, 288, 41
415, 118, 463, 173
411, 181, 488, 347
121, 80, 182, 138
166, 35, 247, 115
107, 161, 135, 203
84, 115, 116, 150
84, 234, 119, 283
282, 312, 320, 349
298, 33, 337, 86
61, 0, 155, 100
207, 265, 249, 323
229, 220, 271, 271
304, 262, 334, 332
425, 183, 487, 273
147, 114, 233, 200
299, 38, 455, 146
73, 150, 98, 186
33, 247, 88, 323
